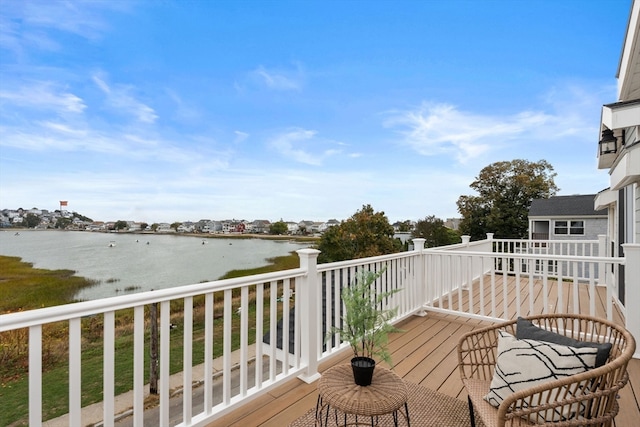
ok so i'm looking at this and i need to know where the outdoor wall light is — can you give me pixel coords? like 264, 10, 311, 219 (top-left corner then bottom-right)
599, 128, 617, 155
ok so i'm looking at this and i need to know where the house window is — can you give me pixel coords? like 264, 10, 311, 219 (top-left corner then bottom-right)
554, 220, 584, 235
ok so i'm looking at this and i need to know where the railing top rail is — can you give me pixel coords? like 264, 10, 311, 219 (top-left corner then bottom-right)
0, 267, 306, 332
422, 248, 625, 264
492, 238, 600, 244
316, 250, 417, 272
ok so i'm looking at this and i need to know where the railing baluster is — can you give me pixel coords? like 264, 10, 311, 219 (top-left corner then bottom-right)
240, 286, 248, 394
589, 264, 596, 317
478, 256, 485, 317
159, 301, 170, 426
255, 284, 264, 388
333, 268, 343, 349
490, 256, 496, 318
268, 282, 277, 380
29, 324, 42, 427
103, 310, 115, 427
466, 255, 473, 314
223, 289, 232, 404
502, 257, 509, 318
204, 292, 214, 412
515, 256, 521, 318
183, 296, 193, 423
292, 278, 300, 368
69, 317, 81, 426
543, 267, 549, 314
557, 269, 565, 315
282, 279, 290, 375
133, 305, 145, 427
528, 259, 535, 315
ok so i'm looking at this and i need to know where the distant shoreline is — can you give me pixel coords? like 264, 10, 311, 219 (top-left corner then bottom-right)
7, 227, 320, 244
186, 232, 319, 243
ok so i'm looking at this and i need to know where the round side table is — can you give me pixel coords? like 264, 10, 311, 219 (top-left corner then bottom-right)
315, 364, 410, 426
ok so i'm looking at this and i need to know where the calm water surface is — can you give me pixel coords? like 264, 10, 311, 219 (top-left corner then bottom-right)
0, 230, 310, 301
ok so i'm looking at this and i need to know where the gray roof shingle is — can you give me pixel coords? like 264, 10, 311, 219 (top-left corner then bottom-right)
529, 195, 607, 217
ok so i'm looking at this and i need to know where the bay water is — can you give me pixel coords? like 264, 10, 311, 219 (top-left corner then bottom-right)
0, 230, 311, 301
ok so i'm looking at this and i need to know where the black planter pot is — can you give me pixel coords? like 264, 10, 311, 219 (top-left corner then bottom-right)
351, 356, 375, 386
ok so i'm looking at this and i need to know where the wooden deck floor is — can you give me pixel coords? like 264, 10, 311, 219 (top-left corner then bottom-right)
206, 279, 640, 427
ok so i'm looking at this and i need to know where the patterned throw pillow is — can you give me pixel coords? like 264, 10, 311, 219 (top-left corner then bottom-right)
485, 330, 598, 423
516, 317, 612, 367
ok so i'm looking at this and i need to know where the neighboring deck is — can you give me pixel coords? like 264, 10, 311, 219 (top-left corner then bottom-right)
206, 277, 640, 427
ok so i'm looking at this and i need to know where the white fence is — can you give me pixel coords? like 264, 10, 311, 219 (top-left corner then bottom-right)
1, 237, 638, 427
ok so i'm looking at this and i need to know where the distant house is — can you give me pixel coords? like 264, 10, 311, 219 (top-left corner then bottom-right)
156, 223, 173, 232
297, 220, 315, 235
528, 194, 607, 241
251, 220, 271, 234
318, 219, 340, 233
285, 221, 299, 234
444, 218, 461, 230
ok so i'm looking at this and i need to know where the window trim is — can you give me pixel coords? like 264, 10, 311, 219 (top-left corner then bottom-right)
553, 220, 585, 236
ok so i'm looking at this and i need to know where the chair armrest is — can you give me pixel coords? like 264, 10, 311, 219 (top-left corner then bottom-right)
498, 366, 629, 424
457, 320, 517, 382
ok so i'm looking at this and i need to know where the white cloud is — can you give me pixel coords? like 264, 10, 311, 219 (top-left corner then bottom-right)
384, 102, 558, 163
92, 75, 158, 123
0, 81, 86, 113
249, 64, 304, 91
382, 87, 605, 165
234, 131, 249, 143
269, 128, 347, 166
270, 129, 321, 165
0, 0, 131, 56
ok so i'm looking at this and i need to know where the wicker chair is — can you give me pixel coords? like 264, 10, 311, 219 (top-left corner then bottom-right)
458, 314, 635, 427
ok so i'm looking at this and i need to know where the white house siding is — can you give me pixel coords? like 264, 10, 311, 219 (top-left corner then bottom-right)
636, 183, 639, 244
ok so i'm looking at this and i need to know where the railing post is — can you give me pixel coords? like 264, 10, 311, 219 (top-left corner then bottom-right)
486, 233, 494, 253
412, 238, 427, 316
598, 234, 607, 286
461, 235, 470, 245
296, 248, 322, 383
622, 244, 640, 359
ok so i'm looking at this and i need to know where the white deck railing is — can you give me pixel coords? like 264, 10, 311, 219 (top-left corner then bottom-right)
1, 237, 638, 427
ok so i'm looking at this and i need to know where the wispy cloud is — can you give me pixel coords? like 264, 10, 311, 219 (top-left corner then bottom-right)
384, 103, 545, 162
246, 63, 305, 91
234, 131, 249, 143
269, 128, 345, 166
166, 89, 201, 123
0, 81, 86, 113
0, 0, 130, 56
92, 74, 158, 124
383, 88, 600, 164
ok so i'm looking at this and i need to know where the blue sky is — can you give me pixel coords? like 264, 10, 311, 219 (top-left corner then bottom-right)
0, 0, 632, 224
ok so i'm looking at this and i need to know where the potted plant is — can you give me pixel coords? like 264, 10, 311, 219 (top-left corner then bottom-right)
328, 268, 402, 386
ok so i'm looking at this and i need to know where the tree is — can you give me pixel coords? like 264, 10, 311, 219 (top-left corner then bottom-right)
412, 215, 460, 248
269, 220, 288, 235
396, 220, 412, 232
456, 159, 558, 239
317, 204, 402, 263
55, 217, 72, 229
170, 222, 181, 232
24, 213, 41, 228
114, 220, 128, 231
